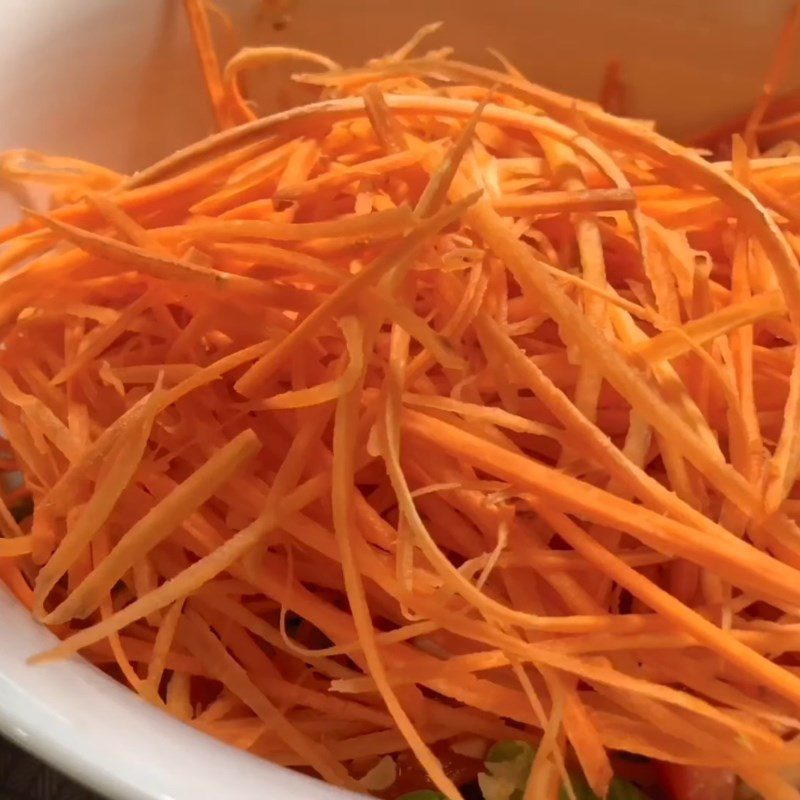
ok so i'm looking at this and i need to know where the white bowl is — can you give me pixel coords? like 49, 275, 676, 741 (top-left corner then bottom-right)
1, 1, 798, 798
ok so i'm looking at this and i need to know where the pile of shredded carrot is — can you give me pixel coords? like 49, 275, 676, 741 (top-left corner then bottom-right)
3, 3, 800, 799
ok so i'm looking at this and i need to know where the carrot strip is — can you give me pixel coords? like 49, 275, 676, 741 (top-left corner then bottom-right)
42, 429, 260, 624
235, 193, 478, 395
0, 535, 32, 558
181, 609, 356, 787
183, 0, 235, 129
633, 290, 786, 364
401, 409, 800, 607
276, 149, 425, 202
29, 475, 327, 662
363, 85, 407, 153
493, 187, 637, 215
331, 376, 463, 799
28, 211, 319, 311
142, 598, 186, 703
170, 204, 415, 243
223, 46, 339, 124
743, 1, 800, 152
535, 505, 800, 709
32, 382, 163, 613
257, 317, 364, 409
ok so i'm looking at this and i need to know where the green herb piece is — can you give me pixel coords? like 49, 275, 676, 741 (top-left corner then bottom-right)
486, 740, 535, 764
559, 776, 651, 800
479, 741, 536, 800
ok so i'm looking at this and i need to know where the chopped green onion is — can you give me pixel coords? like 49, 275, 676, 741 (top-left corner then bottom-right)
396, 792, 447, 800
479, 740, 651, 800
486, 740, 535, 764
479, 740, 536, 800
560, 776, 651, 800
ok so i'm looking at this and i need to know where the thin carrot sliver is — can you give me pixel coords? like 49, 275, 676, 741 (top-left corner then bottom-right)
742, 1, 800, 152
183, 0, 236, 130
142, 598, 186, 703
0, 535, 33, 558
181, 609, 356, 787
42, 429, 260, 624
32, 381, 163, 614
633, 290, 786, 364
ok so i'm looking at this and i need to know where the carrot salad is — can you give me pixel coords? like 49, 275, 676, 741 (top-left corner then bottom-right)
1, 3, 800, 800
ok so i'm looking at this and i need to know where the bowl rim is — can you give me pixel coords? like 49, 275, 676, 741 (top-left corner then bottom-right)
0, 587, 354, 800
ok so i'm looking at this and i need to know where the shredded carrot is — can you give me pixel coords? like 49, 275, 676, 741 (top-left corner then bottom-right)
223, 46, 340, 123
0, 535, 32, 558
632, 290, 786, 364
4, 14, 800, 800
742, 1, 800, 153
181, 607, 357, 787
183, 0, 238, 129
